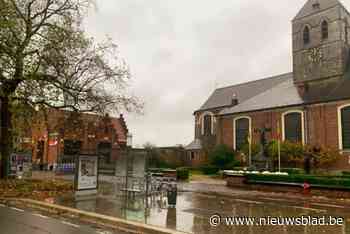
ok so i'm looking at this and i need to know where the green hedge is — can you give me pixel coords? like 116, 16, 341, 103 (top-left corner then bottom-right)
342, 171, 350, 176
177, 167, 190, 180
245, 174, 350, 188
281, 168, 304, 175
200, 165, 220, 175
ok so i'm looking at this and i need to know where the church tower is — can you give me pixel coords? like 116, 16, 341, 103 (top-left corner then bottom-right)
292, 0, 350, 84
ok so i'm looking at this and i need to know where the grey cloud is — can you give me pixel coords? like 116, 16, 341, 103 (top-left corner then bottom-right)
86, 0, 350, 147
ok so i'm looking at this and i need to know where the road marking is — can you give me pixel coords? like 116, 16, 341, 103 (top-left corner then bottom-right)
235, 199, 263, 204
62, 221, 80, 228
290, 206, 327, 213
311, 203, 346, 209
10, 207, 24, 212
262, 197, 288, 202
96, 231, 113, 234
33, 213, 49, 219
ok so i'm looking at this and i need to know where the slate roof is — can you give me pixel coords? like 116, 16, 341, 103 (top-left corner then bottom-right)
195, 66, 350, 116
196, 73, 291, 112
185, 139, 202, 150
301, 75, 350, 103
220, 77, 303, 115
219, 72, 350, 116
294, 0, 343, 20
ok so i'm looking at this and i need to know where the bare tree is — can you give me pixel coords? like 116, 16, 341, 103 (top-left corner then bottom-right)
0, 0, 142, 178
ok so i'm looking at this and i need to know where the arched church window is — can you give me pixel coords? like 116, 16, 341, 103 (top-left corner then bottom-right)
234, 117, 251, 151
282, 111, 304, 144
303, 26, 310, 45
203, 115, 212, 136
321, 21, 328, 40
339, 105, 350, 150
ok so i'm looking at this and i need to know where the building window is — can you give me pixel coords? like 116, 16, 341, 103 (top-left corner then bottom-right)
282, 111, 304, 144
321, 21, 328, 40
303, 26, 310, 45
191, 152, 195, 160
338, 105, 350, 150
201, 112, 213, 136
64, 140, 82, 155
234, 117, 251, 151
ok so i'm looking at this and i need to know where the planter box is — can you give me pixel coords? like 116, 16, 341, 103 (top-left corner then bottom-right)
225, 174, 246, 187
225, 176, 350, 199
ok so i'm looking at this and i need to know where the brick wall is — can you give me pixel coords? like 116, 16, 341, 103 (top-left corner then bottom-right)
220, 109, 284, 147
218, 100, 350, 171
185, 150, 208, 168
157, 147, 186, 167
307, 103, 338, 148
219, 116, 234, 148
20, 109, 128, 166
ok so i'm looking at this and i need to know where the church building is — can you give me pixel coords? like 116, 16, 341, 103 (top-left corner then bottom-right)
186, 0, 350, 170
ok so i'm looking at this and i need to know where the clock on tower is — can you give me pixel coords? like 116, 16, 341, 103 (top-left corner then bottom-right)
307, 47, 323, 64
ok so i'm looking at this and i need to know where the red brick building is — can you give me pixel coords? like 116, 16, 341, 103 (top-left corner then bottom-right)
22, 109, 128, 170
186, 0, 350, 170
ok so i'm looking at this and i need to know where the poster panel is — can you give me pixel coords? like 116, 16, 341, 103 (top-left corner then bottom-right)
10, 153, 32, 178
76, 155, 98, 191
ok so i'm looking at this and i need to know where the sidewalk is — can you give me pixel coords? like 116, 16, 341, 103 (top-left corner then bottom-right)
0, 198, 188, 234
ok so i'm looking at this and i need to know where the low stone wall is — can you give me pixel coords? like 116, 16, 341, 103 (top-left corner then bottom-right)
225, 174, 350, 199
225, 174, 246, 188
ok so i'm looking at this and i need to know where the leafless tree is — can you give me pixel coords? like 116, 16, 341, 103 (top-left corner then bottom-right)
0, 0, 142, 178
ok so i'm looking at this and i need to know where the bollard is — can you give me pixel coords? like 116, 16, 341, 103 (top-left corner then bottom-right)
167, 182, 177, 207
303, 181, 311, 195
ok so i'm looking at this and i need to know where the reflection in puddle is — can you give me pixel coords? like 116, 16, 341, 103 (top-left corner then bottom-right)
57, 190, 350, 234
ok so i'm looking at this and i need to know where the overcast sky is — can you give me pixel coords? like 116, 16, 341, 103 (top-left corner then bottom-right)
85, 0, 350, 147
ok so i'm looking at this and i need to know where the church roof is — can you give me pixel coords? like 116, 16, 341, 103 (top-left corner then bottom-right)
195, 67, 350, 116
220, 77, 303, 115
196, 73, 291, 113
293, 0, 343, 20
185, 139, 202, 150
219, 73, 350, 116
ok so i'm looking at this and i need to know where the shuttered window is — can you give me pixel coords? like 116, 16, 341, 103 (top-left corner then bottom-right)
235, 118, 250, 150
284, 112, 302, 143
203, 115, 212, 136
341, 107, 350, 149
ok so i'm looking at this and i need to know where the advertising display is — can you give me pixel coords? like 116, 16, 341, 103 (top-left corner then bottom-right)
75, 155, 99, 192
10, 153, 32, 178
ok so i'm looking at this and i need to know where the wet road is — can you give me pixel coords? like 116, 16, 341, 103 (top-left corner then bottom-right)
0, 203, 113, 234
28, 173, 350, 233
58, 190, 350, 234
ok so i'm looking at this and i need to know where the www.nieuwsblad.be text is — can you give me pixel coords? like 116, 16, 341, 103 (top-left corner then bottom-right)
209, 215, 344, 227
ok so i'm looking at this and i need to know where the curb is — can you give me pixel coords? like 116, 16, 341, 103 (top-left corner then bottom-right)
0, 198, 189, 234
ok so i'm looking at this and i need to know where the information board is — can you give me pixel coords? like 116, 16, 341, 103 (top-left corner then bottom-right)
75, 155, 99, 192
